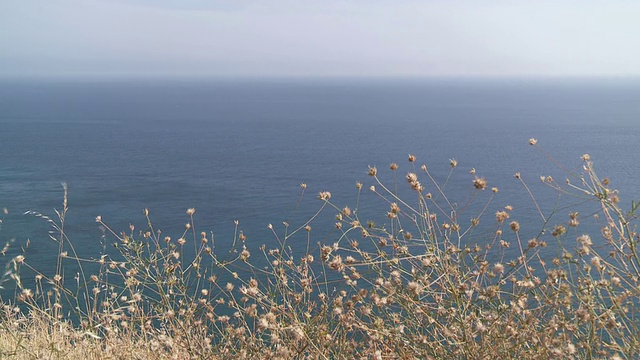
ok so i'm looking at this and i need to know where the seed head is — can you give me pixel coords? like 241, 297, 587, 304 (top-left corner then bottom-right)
528, 138, 537, 145
509, 221, 520, 232
473, 177, 487, 190
552, 224, 566, 237
408, 154, 416, 162
577, 234, 592, 246
496, 211, 510, 222
406, 172, 418, 183
318, 191, 332, 201
389, 163, 398, 171
367, 166, 377, 176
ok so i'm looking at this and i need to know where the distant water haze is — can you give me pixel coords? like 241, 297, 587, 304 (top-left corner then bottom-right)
2, 1, 640, 78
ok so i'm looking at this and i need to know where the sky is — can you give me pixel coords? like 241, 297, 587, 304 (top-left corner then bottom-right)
1, 0, 639, 78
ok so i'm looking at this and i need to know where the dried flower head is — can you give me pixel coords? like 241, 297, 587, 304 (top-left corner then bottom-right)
552, 224, 566, 237
528, 138, 537, 145
473, 177, 487, 190
496, 211, 510, 222
318, 191, 332, 201
368, 166, 377, 176
408, 154, 416, 162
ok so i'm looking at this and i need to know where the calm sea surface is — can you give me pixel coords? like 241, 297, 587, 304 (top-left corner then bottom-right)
0, 77, 639, 291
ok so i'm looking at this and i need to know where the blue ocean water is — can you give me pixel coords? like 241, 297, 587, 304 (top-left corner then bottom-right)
0, 77, 639, 288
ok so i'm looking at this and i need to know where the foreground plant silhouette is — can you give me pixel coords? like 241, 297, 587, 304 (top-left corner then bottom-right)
1, 140, 639, 359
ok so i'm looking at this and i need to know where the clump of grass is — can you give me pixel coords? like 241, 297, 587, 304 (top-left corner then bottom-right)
1, 140, 639, 359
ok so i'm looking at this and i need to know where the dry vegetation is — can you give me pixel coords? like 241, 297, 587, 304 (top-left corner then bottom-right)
1, 140, 639, 359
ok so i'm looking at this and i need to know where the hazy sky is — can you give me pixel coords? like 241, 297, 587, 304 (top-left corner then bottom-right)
2, 1, 639, 78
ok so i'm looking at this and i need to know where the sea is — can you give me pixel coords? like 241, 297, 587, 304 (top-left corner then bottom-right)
0, 77, 639, 295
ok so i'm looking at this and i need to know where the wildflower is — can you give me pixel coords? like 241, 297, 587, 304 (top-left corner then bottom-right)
367, 166, 377, 176
449, 159, 457, 168
300, 183, 307, 189
407, 281, 423, 297
408, 154, 416, 162
20, 289, 33, 300
496, 211, 510, 222
240, 248, 251, 261
318, 191, 332, 201
510, 221, 520, 232
581, 154, 590, 161
528, 138, 537, 145
473, 176, 487, 190
493, 263, 505, 273
389, 163, 398, 171
527, 239, 538, 248
552, 225, 566, 237
14, 255, 25, 264
577, 234, 592, 246
406, 172, 418, 183
186, 208, 195, 215
390, 203, 400, 214
611, 277, 621, 287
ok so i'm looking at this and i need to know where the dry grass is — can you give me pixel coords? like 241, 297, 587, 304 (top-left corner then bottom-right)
1, 140, 639, 359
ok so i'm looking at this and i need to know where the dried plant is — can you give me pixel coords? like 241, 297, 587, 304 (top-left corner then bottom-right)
1, 140, 638, 359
